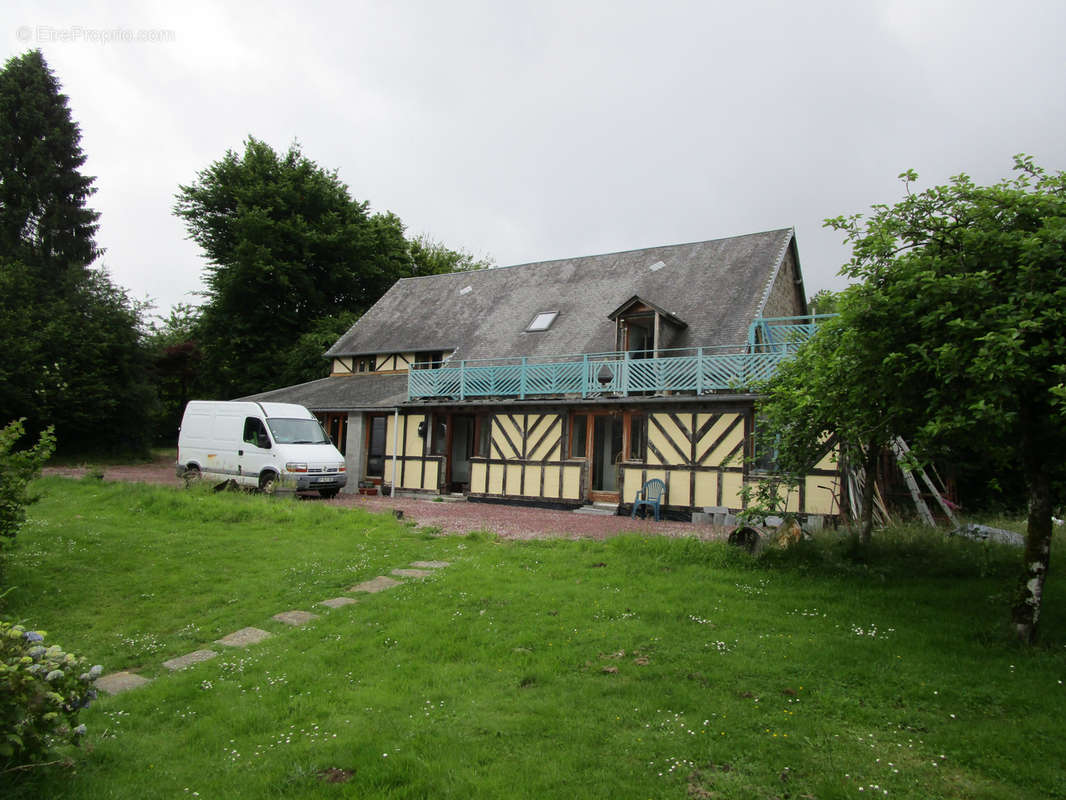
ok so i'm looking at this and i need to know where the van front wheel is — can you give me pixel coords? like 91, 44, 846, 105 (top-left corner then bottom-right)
259, 472, 279, 494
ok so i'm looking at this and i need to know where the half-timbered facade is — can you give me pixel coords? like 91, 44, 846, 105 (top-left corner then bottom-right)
246, 228, 843, 521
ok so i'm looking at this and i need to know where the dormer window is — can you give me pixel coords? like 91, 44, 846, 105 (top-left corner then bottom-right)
526, 311, 558, 332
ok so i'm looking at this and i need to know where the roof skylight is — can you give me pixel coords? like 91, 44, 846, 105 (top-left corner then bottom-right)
526, 311, 558, 332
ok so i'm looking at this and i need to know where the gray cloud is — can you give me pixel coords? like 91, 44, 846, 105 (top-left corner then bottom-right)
6, 0, 1065, 314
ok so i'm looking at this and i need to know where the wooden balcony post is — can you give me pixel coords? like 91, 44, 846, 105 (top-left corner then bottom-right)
695, 345, 703, 396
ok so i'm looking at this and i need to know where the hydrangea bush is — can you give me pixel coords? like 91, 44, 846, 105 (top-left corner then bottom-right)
1, 621, 100, 767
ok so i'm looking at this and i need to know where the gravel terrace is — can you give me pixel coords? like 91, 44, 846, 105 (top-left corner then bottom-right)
42, 456, 729, 541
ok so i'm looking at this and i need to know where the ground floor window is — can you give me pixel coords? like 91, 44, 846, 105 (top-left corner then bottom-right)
365, 415, 388, 478
316, 413, 348, 455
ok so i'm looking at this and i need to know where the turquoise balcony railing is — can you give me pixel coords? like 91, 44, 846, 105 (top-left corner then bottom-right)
407, 315, 831, 401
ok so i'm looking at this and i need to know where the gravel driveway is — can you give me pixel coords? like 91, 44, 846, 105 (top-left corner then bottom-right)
43, 455, 728, 541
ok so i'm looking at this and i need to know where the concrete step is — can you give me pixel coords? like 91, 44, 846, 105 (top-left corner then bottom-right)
574, 503, 618, 516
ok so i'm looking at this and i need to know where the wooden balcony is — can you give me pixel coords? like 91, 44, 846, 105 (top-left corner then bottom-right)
406, 315, 829, 402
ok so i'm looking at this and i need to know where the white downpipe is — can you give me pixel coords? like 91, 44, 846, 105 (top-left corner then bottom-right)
390, 407, 400, 498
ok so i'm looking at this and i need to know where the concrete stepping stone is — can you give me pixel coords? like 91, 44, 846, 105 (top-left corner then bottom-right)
96, 671, 151, 695
162, 649, 218, 671
392, 568, 433, 579
215, 627, 272, 648
410, 560, 450, 569
349, 576, 402, 593
319, 596, 358, 609
273, 610, 320, 626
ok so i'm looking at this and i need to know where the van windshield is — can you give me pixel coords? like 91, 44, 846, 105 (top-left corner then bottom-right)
267, 418, 331, 445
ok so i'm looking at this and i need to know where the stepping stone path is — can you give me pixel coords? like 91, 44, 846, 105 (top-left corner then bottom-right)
391, 568, 433, 579
349, 575, 403, 593
95, 671, 151, 695
162, 649, 218, 671
216, 627, 273, 648
319, 596, 358, 609
94, 559, 451, 693
273, 610, 319, 626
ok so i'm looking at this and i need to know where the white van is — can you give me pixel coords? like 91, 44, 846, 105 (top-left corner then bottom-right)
176, 401, 348, 497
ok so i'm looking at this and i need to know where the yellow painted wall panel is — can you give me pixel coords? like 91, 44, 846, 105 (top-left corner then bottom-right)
488, 464, 504, 495
505, 464, 522, 493
471, 462, 486, 493
622, 468, 643, 500
523, 466, 541, 497
706, 415, 745, 466
647, 421, 671, 466
404, 414, 426, 457
694, 472, 718, 507
721, 472, 744, 509
653, 414, 687, 462
814, 442, 839, 472
528, 415, 561, 460
562, 464, 582, 499
697, 414, 735, 464
496, 416, 523, 460
423, 461, 439, 491
543, 466, 560, 498
805, 476, 841, 515
384, 416, 396, 457
667, 470, 691, 507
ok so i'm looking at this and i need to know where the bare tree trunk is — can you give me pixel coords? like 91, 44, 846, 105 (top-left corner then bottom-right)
1011, 429, 1053, 644
859, 443, 879, 546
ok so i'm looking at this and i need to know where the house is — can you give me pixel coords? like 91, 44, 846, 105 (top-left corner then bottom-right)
246, 228, 842, 520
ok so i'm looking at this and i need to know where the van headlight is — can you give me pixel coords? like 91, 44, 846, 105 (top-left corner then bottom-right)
285, 462, 308, 473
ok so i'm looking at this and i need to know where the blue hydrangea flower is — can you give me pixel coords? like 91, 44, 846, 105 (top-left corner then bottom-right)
23, 631, 44, 643
45, 669, 64, 682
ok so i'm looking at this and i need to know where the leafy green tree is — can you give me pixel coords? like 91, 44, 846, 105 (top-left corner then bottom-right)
144, 304, 204, 444
807, 288, 840, 315
175, 138, 414, 397
0, 51, 100, 295
0, 52, 154, 455
276, 311, 360, 389
756, 310, 897, 545
764, 156, 1066, 643
409, 234, 492, 276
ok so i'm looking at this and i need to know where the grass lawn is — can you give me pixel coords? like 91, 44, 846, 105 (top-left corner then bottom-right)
3, 478, 1065, 799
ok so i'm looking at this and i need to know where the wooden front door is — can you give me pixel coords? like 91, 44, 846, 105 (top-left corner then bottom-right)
571, 412, 624, 502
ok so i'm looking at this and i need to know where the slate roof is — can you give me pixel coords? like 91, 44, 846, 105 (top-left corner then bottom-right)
326, 228, 801, 362
242, 373, 408, 411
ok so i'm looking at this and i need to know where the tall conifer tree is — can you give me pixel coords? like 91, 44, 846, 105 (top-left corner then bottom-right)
0, 51, 153, 454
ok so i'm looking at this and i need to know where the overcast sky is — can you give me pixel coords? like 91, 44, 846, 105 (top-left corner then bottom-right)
5, 0, 1065, 317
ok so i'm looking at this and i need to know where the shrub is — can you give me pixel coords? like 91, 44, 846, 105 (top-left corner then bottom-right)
0, 419, 56, 547
1, 621, 100, 769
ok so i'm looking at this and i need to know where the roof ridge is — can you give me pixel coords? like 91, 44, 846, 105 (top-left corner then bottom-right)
754, 229, 795, 319
390, 228, 796, 282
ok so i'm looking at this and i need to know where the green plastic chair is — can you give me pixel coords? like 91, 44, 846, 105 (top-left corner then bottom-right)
631, 478, 666, 521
